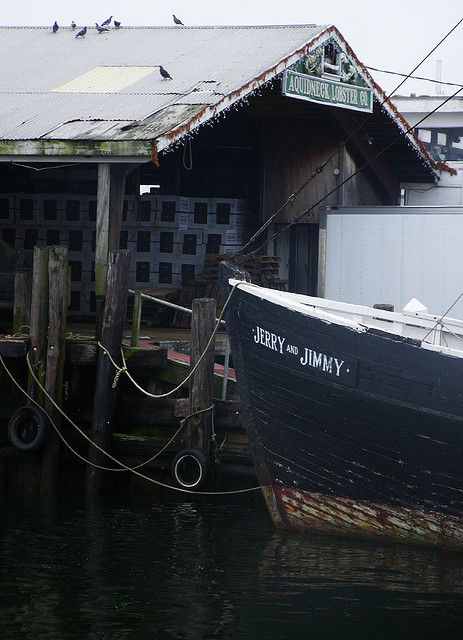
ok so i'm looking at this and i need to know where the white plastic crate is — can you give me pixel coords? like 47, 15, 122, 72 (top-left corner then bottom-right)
210, 212, 246, 230
80, 196, 98, 225
62, 195, 84, 226
177, 230, 204, 255
152, 270, 182, 288
223, 229, 245, 245
14, 227, 44, 251
155, 195, 190, 214
219, 244, 243, 255
15, 195, 39, 224
134, 195, 156, 227
0, 194, 15, 223
212, 197, 246, 215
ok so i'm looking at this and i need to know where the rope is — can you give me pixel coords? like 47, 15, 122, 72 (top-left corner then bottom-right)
421, 291, 463, 343
0, 347, 261, 495
1, 353, 185, 472
99, 281, 241, 397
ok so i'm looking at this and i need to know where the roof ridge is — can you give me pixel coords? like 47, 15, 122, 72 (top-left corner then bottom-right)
0, 23, 326, 30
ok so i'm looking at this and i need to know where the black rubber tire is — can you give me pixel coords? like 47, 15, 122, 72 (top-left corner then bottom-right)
171, 449, 209, 490
8, 405, 51, 453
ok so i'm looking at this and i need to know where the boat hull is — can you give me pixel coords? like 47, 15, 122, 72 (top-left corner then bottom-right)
222, 272, 463, 550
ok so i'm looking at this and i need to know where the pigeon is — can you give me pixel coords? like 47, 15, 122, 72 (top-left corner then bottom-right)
95, 23, 109, 33
114, 20, 121, 28
101, 16, 112, 26
75, 26, 87, 38
173, 15, 184, 26
52, 21, 59, 33
159, 65, 173, 80
71, 21, 76, 30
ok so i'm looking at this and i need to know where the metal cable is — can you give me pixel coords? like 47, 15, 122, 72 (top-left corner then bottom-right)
248, 85, 463, 257
236, 16, 463, 256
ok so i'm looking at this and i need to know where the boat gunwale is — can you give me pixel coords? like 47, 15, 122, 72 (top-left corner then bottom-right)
229, 279, 463, 359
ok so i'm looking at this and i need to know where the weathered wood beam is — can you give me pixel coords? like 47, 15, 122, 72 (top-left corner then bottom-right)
86, 250, 131, 494
331, 109, 399, 201
40, 246, 68, 493
188, 299, 216, 463
0, 139, 152, 158
24, 247, 49, 492
108, 164, 131, 252
13, 268, 32, 334
95, 163, 111, 332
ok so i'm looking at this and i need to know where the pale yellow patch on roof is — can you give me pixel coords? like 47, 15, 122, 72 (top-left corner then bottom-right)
52, 66, 157, 93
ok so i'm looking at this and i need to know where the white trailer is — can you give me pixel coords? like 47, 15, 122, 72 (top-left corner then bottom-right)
318, 206, 463, 318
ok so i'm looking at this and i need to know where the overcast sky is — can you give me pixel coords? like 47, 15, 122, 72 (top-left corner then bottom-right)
1, 1, 462, 95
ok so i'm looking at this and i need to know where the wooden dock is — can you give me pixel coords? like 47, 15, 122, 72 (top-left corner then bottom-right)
0, 249, 255, 496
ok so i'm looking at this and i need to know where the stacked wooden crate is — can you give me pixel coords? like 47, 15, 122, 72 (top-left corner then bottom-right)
172, 254, 286, 328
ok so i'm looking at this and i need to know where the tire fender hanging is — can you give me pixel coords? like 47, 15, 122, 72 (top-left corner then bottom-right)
171, 449, 209, 490
8, 405, 51, 453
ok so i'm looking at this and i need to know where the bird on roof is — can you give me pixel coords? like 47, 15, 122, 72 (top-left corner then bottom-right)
75, 26, 87, 38
173, 15, 184, 26
159, 65, 173, 80
114, 20, 121, 28
101, 16, 112, 26
95, 23, 109, 33
52, 21, 59, 33
71, 20, 76, 30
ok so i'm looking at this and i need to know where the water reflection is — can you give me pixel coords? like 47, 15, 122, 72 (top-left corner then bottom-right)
1, 494, 463, 639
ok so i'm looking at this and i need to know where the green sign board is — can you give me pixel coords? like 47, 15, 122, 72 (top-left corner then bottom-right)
283, 69, 373, 113
282, 40, 373, 113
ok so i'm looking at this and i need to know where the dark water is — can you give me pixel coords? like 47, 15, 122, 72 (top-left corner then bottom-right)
2, 493, 463, 640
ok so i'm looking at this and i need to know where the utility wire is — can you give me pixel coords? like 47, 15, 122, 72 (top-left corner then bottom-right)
237, 16, 463, 256
366, 66, 463, 89
248, 85, 463, 257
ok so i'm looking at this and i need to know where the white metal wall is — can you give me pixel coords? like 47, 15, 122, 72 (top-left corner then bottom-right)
322, 206, 463, 318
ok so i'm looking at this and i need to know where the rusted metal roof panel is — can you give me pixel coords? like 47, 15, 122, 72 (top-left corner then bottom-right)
0, 24, 442, 177
0, 24, 326, 141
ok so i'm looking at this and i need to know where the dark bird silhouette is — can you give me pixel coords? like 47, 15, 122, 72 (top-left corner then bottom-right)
95, 23, 109, 33
101, 16, 112, 26
71, 21, 76, 30
52, 21, 59, 33
75, 26, 87, 38
159, 65, 173, 80
173, 15, 184, 25
114, 20, 121, 28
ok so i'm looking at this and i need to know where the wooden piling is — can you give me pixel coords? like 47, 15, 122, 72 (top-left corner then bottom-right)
95, 163, 111, 334
13, 268, 32, 334
86, 250, 131, 494
40, 246, 68, 494
188, 298, 216, 465
24, 247, 49, 492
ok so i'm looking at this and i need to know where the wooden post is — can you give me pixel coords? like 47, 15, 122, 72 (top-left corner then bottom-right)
86, 250, 131, 494
130, 290, 142, 347
95, 163, 110, 334
13, 268, 32, 334
24, 247, 49, 492
188, 298, 216, 465
108, 164, 130, 252
40, 246, 68, 494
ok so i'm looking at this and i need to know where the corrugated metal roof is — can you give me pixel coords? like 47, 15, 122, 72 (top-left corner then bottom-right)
0, 24, 442, 177
0, 24, 327, 143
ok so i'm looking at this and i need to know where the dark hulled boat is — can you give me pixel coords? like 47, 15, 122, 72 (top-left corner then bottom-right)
220, 263, 463, 550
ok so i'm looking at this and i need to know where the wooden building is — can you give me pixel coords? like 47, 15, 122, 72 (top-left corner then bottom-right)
0, 23, 452, 495
0, 23, 443, 309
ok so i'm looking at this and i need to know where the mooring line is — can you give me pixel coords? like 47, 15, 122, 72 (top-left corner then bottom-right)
99, 281, 241, 398
0, 354, 261, 495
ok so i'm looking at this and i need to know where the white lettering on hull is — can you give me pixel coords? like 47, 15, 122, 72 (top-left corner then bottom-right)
253, 326, 350, 380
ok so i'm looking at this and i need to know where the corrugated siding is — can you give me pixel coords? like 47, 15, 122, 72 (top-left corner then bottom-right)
0, 24, 326, 140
